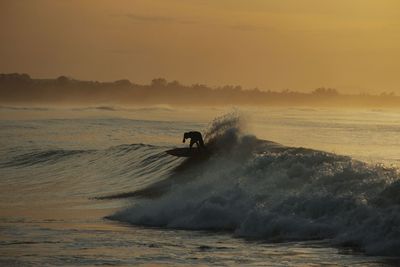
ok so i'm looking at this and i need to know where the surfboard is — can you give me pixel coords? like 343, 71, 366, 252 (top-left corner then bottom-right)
165, 147, 208, 158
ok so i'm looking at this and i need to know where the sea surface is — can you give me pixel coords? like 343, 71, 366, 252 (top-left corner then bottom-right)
1, 106, 400, 266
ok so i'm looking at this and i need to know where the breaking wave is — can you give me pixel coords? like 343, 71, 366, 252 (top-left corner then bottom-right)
108, 113, 400, 256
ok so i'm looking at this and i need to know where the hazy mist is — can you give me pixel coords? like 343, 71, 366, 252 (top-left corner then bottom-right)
1, 0, 400, 94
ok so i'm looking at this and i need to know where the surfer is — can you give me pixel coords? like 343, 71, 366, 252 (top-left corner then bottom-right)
183, 131, 205, 149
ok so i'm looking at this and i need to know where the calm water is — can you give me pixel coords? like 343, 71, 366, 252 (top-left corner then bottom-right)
1, 106, 399, 266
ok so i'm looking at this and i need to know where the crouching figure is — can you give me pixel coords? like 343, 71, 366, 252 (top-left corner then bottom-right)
182, 131, 205, 149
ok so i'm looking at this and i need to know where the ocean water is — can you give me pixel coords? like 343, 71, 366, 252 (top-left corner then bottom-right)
1, 106, 400, 266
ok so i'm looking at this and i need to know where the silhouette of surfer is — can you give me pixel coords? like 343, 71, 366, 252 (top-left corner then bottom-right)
183, 131, 205, 149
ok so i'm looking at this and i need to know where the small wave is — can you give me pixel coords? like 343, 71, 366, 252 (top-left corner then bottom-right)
1, 149, 95, 167
130, 106, 175, 112
71, 105, 175, 112
95, 106, 116, 111
0, 105, 50, 111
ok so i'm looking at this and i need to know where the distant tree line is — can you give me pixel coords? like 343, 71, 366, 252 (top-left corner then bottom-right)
0, 73, 399, 107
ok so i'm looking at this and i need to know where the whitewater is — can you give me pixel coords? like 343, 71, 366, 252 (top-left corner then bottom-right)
1, 106, 400, 266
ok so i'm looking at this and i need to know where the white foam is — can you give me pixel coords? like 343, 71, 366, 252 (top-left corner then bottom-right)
111, 114, 400, 256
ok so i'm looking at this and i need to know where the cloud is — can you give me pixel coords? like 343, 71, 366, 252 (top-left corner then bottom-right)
121, 13, 271, 32
125, 13, 196, 25
228, 24, 273, 32
106, 49, 134, 55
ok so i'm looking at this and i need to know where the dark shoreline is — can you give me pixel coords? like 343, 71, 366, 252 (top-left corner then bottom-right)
1, 73, 400, 108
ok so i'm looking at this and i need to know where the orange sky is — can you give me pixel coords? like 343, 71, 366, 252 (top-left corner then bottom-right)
1, 0, 399, 93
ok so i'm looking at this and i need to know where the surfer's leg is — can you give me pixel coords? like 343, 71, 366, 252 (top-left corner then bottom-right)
189, 140, 194, 148
199, 139, 205, 148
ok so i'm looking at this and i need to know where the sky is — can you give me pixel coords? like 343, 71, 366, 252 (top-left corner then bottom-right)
1, 0, 400, 93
